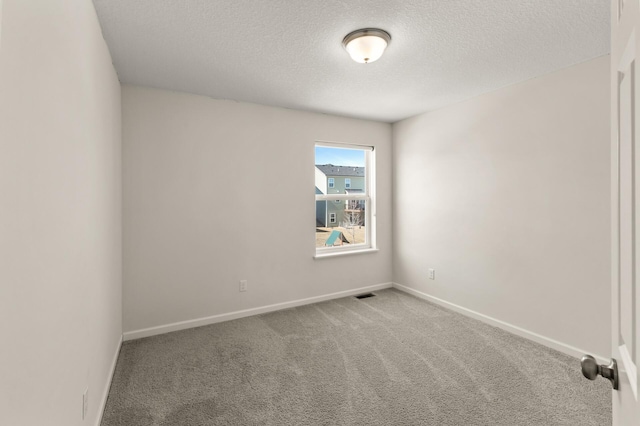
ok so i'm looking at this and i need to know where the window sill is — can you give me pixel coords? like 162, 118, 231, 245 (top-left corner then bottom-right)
313, 248, 379, 259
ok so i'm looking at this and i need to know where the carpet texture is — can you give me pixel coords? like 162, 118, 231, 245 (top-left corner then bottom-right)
102, 289, 610, 425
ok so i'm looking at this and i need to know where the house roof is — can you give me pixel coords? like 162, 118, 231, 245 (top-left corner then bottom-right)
316, 164, 364, 177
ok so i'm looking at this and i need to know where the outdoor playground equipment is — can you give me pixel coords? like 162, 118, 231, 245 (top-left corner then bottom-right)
325, 230, 349, 246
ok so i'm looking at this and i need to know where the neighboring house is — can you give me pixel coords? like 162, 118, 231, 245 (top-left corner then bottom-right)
315, 164, 365, 227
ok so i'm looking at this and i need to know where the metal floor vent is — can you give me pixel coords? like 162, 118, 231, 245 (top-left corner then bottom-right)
355, 293, 376, 300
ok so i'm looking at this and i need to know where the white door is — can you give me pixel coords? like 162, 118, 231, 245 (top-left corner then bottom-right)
612, 0, 640, 424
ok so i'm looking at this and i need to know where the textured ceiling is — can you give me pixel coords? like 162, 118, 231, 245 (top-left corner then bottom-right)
92, 0, 609, 123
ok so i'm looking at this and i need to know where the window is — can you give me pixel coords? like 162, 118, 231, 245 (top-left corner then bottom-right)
315, 142, 375, 255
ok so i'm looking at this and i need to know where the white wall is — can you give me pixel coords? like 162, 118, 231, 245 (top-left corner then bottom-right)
122, 85, 392, 334
0, 1, 122, 425
393, 56, 611, 358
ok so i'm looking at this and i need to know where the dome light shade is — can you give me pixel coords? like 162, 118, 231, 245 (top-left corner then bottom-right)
342, 28, 391, 64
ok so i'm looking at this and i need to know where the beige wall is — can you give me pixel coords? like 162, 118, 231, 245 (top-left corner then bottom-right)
393, 56, 611, 358
122, 85, 392, 334
0, 1, 122, 425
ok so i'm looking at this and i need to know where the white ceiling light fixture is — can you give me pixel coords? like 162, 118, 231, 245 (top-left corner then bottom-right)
342, 28, 391, 64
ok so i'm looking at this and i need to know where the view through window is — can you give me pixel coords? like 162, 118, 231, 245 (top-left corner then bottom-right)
315, 143, 373, 253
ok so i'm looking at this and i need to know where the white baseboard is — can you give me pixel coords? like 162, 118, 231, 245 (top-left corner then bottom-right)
123, 282, 393, 341
392, 282, 608, 364
96, 334, 122, 426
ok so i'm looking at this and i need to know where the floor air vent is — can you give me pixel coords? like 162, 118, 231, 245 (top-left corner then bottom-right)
355, 293, 376, 299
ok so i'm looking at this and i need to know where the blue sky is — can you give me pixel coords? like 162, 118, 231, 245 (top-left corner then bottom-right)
315, 146, 365, 167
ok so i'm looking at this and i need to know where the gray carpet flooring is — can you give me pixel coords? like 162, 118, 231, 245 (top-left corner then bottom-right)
102, 289, 610, 425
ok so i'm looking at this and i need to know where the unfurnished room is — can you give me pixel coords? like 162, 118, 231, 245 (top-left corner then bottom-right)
2, 0, 639, 425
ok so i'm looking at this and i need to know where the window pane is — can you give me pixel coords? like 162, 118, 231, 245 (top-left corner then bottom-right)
316, 201, 367, 248
314, 146, 366, 196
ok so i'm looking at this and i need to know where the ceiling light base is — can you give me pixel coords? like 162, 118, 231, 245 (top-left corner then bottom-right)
342, 28, 391, 64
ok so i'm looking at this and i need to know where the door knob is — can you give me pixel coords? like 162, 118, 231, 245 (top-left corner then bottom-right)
580, 354, 619, 390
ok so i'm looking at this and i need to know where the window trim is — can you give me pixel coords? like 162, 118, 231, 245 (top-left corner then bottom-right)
329, 212, 336, 223
315, 141, 376, 256
345, 178, 351, 189
328, 178, 335, 188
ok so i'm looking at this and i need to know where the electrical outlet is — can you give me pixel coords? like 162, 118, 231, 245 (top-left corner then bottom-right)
82, 388, 89, 420
428, 269, 435, 280
239, 280, 247, 292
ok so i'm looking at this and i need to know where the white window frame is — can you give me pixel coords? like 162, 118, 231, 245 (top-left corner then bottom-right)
328, 178, 335, 188
329, 212, 336, 223
345, 178, 351, 189
315, 141, 376, 257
